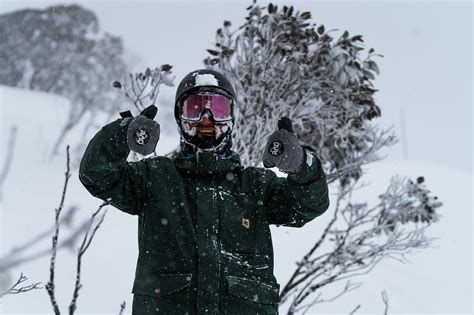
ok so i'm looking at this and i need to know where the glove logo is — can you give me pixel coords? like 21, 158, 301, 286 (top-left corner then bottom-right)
134, 128, 149, 145
269, 141, 284, 156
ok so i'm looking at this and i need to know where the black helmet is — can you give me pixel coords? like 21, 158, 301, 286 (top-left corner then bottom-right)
174, 69, 236, 124
174, 69, 237, 154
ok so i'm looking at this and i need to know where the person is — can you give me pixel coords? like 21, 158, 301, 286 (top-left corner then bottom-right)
79, 69, 330, 314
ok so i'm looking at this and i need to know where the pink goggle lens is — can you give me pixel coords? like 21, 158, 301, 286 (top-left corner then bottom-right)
182, 94, 232, 121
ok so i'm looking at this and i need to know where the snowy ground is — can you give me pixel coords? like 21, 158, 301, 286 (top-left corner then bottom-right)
0, 86, 472, 314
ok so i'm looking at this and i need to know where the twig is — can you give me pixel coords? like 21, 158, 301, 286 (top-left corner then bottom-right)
348, 304, 361, 315
0, 273, 41, 297
381, 290, 389, 315
45, 145, 71, 315
68, 203, 108, 315
280, 183, 354, 301
118, 301, 126, 315
114, 66, 174, 113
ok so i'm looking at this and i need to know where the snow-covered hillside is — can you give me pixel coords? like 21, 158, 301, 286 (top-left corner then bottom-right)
0, 86, 471, 314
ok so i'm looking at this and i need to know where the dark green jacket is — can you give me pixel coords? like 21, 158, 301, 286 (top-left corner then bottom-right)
79, 118, 330, 314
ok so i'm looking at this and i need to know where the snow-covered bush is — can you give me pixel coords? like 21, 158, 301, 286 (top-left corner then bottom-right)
280, 175, 441, 313
205, 3, 389, 188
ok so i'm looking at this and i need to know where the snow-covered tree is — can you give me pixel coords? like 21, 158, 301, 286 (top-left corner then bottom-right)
0, 5, 129, 157
204, 2, 443, 313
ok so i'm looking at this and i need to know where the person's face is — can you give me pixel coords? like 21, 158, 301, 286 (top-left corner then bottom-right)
183, 112, 230, 139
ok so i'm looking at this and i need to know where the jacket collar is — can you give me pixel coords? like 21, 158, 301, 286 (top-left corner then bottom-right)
172, 150, 242, 176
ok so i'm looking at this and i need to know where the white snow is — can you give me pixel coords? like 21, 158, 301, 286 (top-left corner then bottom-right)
220, 250, 269, 270
193, 73, 219, 87
214, 122, 231, 139
181, 120, 197, 136
304, 148, 314, 167
0, 86, 472, 314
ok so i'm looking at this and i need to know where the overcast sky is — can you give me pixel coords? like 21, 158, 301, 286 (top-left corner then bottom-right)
1, 0, 472, 172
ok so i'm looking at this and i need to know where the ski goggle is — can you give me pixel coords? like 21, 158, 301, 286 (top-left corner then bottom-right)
181, 93, 232, 122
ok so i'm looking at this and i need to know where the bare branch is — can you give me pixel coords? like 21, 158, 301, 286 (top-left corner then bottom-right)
280, 182, 355, 301
348, 304, 361, 315
0, 273, 41, 297
45, 145, 71, 315
118, 301, 126, 315
298, 279, 361, 314
381, 290, 389, 315
69, 204, 108, 315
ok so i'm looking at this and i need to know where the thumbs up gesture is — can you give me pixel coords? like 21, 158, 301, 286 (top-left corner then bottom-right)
262, 117, 304, 174
126, 105, 161, 156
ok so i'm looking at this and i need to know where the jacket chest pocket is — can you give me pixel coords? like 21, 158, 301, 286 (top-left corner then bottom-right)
220, 191, 257, 254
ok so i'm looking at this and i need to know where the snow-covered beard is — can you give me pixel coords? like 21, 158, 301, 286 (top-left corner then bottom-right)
179, 119, 233, 153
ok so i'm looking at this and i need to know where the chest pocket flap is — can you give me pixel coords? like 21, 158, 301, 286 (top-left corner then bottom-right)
132, 273, 193, 297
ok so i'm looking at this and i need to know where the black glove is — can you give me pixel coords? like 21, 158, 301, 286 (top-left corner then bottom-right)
125, 105, 160, 156
262, 117, 304, 174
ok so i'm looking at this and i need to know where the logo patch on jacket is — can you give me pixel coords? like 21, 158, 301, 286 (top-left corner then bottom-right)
242, 218, 250, 229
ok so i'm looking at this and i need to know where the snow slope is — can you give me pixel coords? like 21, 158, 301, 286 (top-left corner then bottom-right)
0, 86, 471, 314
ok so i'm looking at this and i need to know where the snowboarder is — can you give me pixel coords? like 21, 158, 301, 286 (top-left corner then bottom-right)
79, 69, 330, 314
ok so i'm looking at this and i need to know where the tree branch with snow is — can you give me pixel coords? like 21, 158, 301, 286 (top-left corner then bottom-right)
112, 64, 175, 113
279, 175, 441, 314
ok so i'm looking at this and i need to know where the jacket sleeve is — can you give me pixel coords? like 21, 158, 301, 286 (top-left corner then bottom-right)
79, 117, 149, 215
263, 148, 330, 227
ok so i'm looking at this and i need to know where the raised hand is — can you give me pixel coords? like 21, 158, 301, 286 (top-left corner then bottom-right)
262, 117, 304, 174
126, 105, 161, 155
